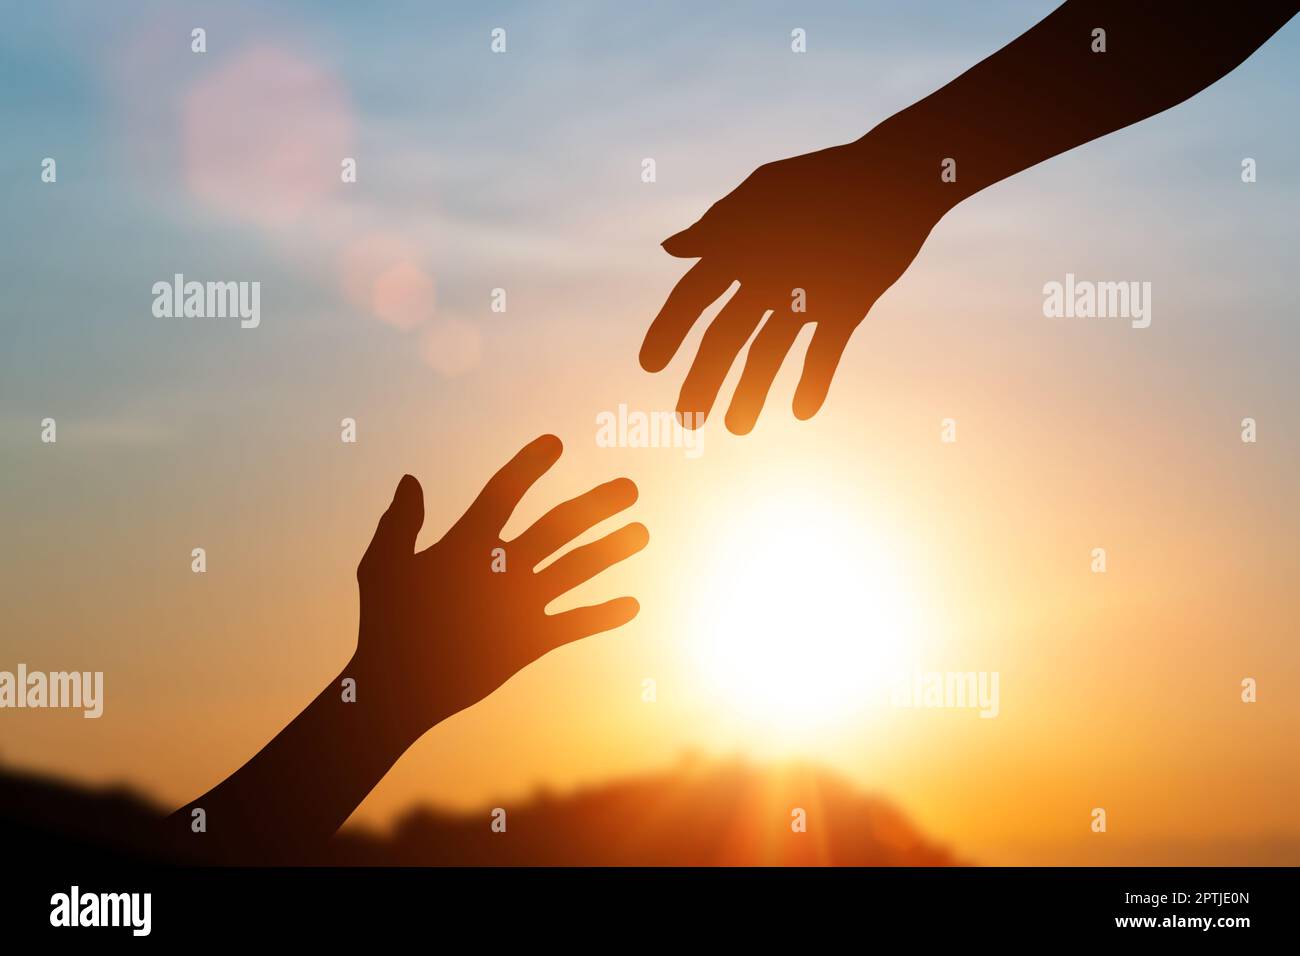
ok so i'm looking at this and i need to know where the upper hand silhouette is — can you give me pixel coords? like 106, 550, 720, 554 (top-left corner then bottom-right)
642, 0, 1299, 436
354, 433, 648, 735
640, 134, 947, 434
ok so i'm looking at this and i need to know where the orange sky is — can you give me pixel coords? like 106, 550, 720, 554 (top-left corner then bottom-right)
3, 1, 1298, 865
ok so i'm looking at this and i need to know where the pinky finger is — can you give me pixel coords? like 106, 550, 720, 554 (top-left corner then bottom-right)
545, 596, 641, 650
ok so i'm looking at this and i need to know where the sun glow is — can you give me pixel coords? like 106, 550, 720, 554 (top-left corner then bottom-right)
687, 490, 920, 738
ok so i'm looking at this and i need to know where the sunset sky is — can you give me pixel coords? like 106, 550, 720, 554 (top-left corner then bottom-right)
2, 0, 1298, 865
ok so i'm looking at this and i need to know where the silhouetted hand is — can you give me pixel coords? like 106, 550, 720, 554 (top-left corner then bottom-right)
644, 0, 1298, 434
355, 433, 647, 733
641, 135, 946, 434
172, 434, 647, 862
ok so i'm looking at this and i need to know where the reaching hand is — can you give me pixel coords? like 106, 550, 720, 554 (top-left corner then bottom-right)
641, 132, 947, 434
170, 433, 647, 862
354, 434, 648, 735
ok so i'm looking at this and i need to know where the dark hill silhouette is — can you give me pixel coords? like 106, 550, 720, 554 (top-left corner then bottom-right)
0, 757, 961, 866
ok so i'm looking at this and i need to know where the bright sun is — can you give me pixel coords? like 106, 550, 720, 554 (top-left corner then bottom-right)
688, 491, 918, 738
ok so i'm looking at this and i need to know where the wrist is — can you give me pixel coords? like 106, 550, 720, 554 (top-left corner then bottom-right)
852, 106, 968, 221
337, 650, 433, 755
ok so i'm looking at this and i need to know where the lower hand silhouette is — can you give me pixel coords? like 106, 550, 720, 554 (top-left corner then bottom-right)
640, 132, 947, 435
355, 433, 648, 735
173, 434, 647, 861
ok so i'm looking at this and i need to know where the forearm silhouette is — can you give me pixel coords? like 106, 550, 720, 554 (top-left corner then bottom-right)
169, 435, 647, 863
643, 1, 1297, 433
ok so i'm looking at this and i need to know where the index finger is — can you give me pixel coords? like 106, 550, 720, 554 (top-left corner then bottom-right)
461, 434, 564, 536
640, 260, 736, 372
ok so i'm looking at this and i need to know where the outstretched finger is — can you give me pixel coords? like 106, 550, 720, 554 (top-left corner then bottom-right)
676, 287, 769, 428
544, 596, 641, 650
793, 322, 857, 421
461, 434, 563, 536
725, 312, 806, 435
512, 478, 638, 565
536, 522, 649, 600
640, 260, 735, 373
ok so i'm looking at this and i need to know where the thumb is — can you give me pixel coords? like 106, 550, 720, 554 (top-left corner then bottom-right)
362, 474, 424, 566
663, 195, 734, 258
661, 220, 709, 258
